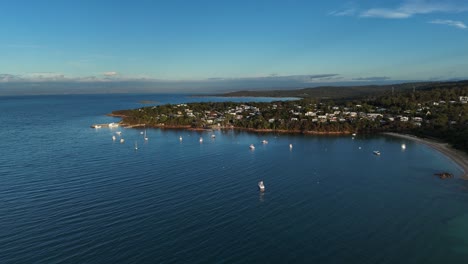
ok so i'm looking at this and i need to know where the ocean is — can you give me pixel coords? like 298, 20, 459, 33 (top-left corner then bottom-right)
0, 94, 467, 263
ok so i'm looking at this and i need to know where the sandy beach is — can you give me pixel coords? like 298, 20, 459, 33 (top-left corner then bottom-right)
384, 132, 468, 179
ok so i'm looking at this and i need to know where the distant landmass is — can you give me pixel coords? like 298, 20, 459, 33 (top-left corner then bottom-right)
221, 80, 468, 100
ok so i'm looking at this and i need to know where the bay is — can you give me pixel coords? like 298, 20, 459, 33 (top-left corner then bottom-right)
0, 94, 467, 263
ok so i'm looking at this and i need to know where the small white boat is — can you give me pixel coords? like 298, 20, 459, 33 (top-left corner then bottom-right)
144, 130, 148, 141
289, 144, 293, 149
179, 136, 183, 141
262, 140, 268, 144
249, 144, 255, 150
140, 131, 144, 135
401, 144, 406, 150
116, 131, 122, 135
109, 122, 119, 128
352, 133, 357, 136
199, 137, 203, 143
134, 141, 138, 150
258, 181, 265, 192
373, 150, 381, 156
211, 134, 216, 138
120, 138, 125, 143
112, 135, 116, 141
93, 125, 102, 129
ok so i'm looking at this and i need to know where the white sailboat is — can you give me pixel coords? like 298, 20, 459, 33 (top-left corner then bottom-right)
289, 144, 293, 149
401, 143, 406, 150
134, 141, 138, 150
144, 130, 148, 141
179, 136, 183, 141
199, 137, 203, 143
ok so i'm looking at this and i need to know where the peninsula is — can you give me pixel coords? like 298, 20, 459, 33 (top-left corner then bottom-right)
112, 81, 467, 150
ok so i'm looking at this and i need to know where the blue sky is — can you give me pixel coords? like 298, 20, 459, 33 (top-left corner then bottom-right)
1, 0, 468, 93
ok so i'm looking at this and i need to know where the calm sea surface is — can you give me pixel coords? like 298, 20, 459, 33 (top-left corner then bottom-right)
0, 94, 467, 263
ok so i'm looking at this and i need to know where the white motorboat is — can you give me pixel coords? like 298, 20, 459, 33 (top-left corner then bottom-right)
373, 150, 381, 156
120, 138, 125, 143
249, 144, 255, 150
258, 181, 265, 192
262, 140, 268, 144
112, 135, 116, 141
289, 144, 293, 149
401, 144, 406, 150
211, 134, 216, 138
179, 136, 183, 141
199, 137, 203, 143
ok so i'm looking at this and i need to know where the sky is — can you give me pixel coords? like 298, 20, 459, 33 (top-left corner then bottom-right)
1, 0, 468, 94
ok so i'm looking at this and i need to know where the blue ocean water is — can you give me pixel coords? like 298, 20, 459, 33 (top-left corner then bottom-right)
0, 94, 467, 263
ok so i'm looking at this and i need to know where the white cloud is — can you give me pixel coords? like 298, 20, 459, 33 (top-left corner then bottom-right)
400, 0, 466, 15
103, 71, 118, 76
0, 74, 23, 82
430, 19, 467, 29
26, 72, 66, 81
356, 0, 468, 19
329, 8, 357, 17
361, 9, 411, 19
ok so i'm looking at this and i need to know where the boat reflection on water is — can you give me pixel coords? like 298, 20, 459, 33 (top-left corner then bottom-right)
259, 191, 265, 203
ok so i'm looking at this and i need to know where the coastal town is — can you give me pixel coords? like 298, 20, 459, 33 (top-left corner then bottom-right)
111, 87, 467, 153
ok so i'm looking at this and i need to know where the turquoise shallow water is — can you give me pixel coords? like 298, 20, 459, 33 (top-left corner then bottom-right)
0, 94, 467, 263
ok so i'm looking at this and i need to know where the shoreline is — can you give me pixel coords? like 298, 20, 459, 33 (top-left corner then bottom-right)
118, 122, 352, 135
383, 132, 468, 179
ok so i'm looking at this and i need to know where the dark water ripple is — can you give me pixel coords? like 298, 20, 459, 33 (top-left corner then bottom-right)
1, 94, 468, 263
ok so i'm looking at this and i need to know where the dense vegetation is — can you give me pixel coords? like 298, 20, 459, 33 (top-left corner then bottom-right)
221, 80, 468, 100
112, 81, 468, 153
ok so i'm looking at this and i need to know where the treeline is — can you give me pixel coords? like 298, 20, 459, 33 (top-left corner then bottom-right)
113, 83, 468, 153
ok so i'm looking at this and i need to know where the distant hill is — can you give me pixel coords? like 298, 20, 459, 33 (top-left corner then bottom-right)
221, 80, 468, 100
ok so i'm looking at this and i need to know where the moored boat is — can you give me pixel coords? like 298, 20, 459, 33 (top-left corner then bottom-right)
258, 181, 265, 192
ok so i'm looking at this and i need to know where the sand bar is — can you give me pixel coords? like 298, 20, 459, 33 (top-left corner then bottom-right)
384, 132, 468, 179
